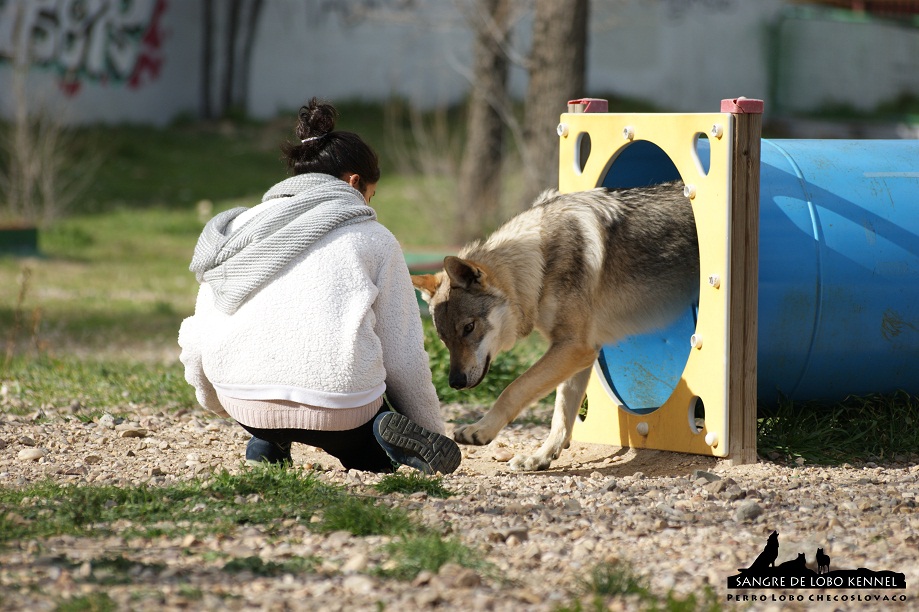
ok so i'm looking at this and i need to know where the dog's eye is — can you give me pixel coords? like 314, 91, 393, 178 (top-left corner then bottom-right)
463, 322, 475, 336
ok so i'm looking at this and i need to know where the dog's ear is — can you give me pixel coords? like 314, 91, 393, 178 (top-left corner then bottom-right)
444, 256, 487, 289
411, 273, 441, 302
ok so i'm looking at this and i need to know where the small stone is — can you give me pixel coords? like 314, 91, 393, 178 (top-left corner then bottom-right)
438, 562, 481, 588
78, 561, 92, 579
493, 449, 514, 462
692, 469, 721, 482
523, 543, 541, 560
342, 574, 374, 595
563, 499, 582, 513
98, 414, 116, 430
84, 455, 103, 465
18, 436, 36, 446
341, 553, 369, 573
412, 570, 434, 587
118, 428, 148, 438
503, 526, 529, 542
734, 500, 764, 522
18, 448, 46, 462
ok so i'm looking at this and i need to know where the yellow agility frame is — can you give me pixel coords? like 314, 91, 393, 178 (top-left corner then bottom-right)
559, 112, 736, 457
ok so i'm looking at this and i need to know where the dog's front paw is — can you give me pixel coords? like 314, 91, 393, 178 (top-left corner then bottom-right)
453, 423, 495, 446
508, 453, 552, 472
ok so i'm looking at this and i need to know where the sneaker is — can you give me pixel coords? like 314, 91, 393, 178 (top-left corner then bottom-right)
372, 412, 462, 475
245, 436, 293, 466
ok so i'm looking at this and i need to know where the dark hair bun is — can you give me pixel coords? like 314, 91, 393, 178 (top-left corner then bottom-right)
296, 97, 337, 141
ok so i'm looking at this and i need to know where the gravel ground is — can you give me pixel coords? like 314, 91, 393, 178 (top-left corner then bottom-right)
1, 400, 917, 611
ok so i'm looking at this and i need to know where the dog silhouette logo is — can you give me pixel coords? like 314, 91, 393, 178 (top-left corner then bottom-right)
816, 548, 831, 574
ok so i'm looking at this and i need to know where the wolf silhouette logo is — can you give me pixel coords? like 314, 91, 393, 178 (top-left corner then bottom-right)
816, 548, 831, 574
739, 530, 779, 573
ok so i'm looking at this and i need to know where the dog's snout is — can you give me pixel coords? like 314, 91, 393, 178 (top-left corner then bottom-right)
449, 372, 468, 389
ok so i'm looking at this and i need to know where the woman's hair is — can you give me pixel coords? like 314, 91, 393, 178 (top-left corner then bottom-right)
281, 97, 381, 193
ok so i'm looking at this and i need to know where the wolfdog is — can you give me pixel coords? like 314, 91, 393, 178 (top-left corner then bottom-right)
413, 182, 699, 470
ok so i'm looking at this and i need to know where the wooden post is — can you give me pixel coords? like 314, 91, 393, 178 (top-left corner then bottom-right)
722, 97, 763, 465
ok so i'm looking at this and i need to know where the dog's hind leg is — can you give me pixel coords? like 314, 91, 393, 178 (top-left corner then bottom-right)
509, 365, 592, 472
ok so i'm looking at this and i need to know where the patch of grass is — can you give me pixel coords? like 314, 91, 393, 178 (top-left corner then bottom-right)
379, 532, 489, 581
757, 390, 919, 465
1, 207, 203, 360
1, 356, 195, 415
557, 562, 722, 612
59, 99, 429, 215
176, 585, 204, 600
374, 472, 455, 498
81, 555, 166, 586
55, 592, 118, 612
0, 467, 421, 545
69, 122, 287, 213
584, 562, 651, 598
317, 493, 415, 537
222, 555, 318, 576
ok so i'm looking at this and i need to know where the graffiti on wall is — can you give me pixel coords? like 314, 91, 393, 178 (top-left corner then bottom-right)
0, 0, 168, 96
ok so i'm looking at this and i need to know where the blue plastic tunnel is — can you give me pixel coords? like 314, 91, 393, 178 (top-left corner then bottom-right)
597, 139, 919, 411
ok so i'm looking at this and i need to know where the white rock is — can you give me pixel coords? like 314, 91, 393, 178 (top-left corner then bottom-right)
341, 553, 369, 573
18, 448, 47, 462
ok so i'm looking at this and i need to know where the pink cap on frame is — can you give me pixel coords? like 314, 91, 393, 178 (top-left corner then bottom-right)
720, 97, 764, 114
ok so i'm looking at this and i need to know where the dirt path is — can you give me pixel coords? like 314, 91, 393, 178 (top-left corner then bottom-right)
1, 401, 917, 611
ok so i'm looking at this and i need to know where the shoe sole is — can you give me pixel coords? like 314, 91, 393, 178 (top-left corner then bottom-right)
373, 412, 462, 475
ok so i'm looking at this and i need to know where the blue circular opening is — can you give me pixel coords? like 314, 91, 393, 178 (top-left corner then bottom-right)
598, 141, 699, 414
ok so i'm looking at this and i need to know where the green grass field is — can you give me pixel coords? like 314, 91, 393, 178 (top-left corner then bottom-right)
2, 103, 918, 464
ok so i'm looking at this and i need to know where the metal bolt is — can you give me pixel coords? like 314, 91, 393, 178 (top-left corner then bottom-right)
710, 124, 724, 139
636, 422, 649, 436
683, 184, 696, 200
557, 123, 569, 137
690, 334, 703, 349
708, 274, 721, 289
705, 432, 719, 447
622, 126, 635, 141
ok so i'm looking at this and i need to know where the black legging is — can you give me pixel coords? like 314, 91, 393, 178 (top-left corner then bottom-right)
237, 403, 395, 472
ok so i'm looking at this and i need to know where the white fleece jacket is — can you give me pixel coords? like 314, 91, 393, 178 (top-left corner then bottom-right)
178, 209, 445, 435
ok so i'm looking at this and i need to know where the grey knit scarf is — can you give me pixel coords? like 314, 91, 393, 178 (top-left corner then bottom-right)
189, 173, 376, 314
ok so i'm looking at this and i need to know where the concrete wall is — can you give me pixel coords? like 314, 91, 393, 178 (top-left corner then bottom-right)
0, 0, 916, 125
0, 0, 200, 125
772, 8, 919, 113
